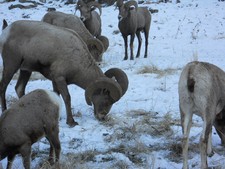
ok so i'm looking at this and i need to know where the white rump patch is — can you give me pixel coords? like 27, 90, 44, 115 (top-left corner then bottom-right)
44, 90, 62, 116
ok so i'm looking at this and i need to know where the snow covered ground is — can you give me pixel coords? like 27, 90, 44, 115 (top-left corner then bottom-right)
0, 0, 225, 168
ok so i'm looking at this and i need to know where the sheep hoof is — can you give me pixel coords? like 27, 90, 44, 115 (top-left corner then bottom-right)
123, 57, 128, 60
67, 119, 79, 127
144, 55, 147, 58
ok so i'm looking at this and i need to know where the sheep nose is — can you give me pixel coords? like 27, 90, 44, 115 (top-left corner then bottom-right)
118, 15, 123, 21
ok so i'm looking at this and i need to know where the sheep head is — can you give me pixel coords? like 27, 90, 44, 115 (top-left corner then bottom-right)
76, 0, 102, 22
117, 0, 138, 21
85, 68, 128, 120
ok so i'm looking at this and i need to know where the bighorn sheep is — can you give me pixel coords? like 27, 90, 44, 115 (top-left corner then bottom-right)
116, 0, 151, 60
76, 0, 102, 38
0, 89, 61, 169
179, 61, 225, 169
42, 11, 108, 62
0, 20, 128, 127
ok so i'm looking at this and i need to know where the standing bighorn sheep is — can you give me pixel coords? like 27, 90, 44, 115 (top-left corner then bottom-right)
0, 89, 61, 169
179, 61, 225, 169
0, 20, 128, 127
76, 0, 102, 38
116, 0, 151, 60
42, 11, 108, 62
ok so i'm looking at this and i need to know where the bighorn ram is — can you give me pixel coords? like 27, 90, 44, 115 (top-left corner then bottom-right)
179, 61, 225, 169
0, 20, 129, 127
116, 0, 151, 60
0, 89, 61, 169
42, 11, 108, 62
76, 0, 102, 38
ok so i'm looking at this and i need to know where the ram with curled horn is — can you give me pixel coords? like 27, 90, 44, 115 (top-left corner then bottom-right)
0, 20, 128, 127
86, 68, 128, 120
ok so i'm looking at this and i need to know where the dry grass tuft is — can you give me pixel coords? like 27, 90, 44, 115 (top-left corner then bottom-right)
29, 109, 186, 168
137, 65, 180, 78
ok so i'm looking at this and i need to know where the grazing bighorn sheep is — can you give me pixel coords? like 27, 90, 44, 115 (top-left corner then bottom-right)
0, 20, 129, 127
0, 89, 61, 169
116, 0, 151, 60
179, 61, 225, 169
76, 0, 102, 38
42, 11, 108, 62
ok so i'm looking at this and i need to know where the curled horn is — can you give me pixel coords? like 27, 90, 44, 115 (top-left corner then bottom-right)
97, 35, 109, 52
104, 68, 129, 96
87, 1, 102, 16
85, 78, 123, 105
124, 0, 138, 11
116, 0, 123, 7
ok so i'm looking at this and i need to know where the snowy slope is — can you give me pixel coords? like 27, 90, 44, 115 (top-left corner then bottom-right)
0, 0, 225, 168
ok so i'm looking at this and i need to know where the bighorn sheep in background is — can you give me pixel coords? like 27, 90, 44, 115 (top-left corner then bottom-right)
0, 20, 128, 127
76, 0, 102, 38
116, 0, 151, 60
179, 61, 225, 169
42, 11, 108, 62
0, 89, 61, 169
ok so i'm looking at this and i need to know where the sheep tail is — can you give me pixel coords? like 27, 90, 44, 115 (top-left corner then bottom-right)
187, 69, 195, 93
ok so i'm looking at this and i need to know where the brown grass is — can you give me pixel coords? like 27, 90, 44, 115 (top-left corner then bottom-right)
137, 65, 181, 78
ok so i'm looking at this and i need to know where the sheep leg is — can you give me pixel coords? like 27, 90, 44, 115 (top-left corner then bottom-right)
214, 116, 225, 145
0, 64, 20, 111
122, 35, 128, 60
144, 29, 149, 58
135, 31, 142, 58
45, 125, 61, 165
200, 118, 212, 169
52, 81, 60, 95
15, 70, 32, 98
180, 108, 193, 169
129, 34, 135, 60
207, 130, 214, 157
54, 77, 78, 127
19, 142, 31, 169
6, 154, 16, 169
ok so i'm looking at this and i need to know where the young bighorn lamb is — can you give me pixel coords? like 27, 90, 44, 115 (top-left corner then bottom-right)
42, 11, 108, 62
0, 20, 128, 127
116, 0, 151, 60
0, 89, 61, 169
179, 61, 225, 169
76, 0, 102, 38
